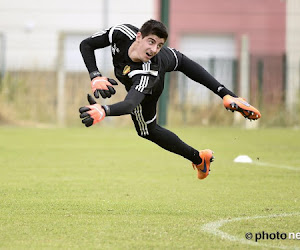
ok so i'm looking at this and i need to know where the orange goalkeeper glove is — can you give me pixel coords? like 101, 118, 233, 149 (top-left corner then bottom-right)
91, 76, 118, 99
79, 94, 106, 127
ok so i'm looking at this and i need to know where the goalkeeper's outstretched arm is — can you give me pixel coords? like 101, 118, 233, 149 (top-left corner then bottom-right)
79, 88, 145, 127
102, 88, 145, 116
177, 53, 237, 99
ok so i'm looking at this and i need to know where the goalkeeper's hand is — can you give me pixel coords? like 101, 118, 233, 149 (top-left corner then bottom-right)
91, 76, 118, 99
79, 94, 106, 127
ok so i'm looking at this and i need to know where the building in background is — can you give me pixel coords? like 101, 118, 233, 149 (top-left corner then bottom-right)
167, 0, 287, 110
163, 0, 299, 121
0, 0, 156, 72
0, 0, 299, 125
0, 0, 157, 125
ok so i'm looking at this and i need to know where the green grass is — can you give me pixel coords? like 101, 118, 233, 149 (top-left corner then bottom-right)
0, 126, 299, 249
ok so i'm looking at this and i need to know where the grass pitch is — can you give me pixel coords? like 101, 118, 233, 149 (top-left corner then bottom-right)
0, 126, 299, 249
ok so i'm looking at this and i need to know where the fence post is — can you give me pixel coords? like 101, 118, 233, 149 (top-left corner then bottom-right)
257, 59, 263, 109
240, 35, 250, 102
232, 59, 238, 95
236, 35, 249, 125
0, 33, 5, 81
239, 35, 258, 128
158, 0, 170, 126
57, 32, 66, 126
286, 0, 300, 120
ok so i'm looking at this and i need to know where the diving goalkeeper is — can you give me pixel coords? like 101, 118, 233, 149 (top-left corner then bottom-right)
79, 19, 261, 180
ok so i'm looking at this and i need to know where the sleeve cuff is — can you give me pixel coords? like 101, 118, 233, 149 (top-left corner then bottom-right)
89, 71, 102, 80
102, 105, 110, 116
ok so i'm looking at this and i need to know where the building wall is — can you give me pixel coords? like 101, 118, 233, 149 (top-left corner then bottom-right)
166, 0, 286, 107
169, 0, 286, 56
0, 0, 155, 71
0, 0, 286, 71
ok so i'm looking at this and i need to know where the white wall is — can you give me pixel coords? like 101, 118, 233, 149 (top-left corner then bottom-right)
0, 0, 155, 71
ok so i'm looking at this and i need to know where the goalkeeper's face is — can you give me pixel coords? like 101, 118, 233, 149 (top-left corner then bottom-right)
135, 32, 165, 62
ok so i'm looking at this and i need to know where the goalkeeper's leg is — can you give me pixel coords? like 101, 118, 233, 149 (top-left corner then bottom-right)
177, 53, 261, 120
131, 112, 214, 179
145, 124, 214, 179
145, 122, 201, 164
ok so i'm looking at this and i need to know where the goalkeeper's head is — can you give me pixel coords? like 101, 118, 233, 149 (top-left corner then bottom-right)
131, 19, 168, 62
139, 19, 168, 42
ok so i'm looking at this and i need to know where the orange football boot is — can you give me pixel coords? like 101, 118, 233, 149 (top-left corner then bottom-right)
223, 95, 261, 120
192, 149, 214, 180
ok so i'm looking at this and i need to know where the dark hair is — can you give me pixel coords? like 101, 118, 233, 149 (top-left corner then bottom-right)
139, 19, 168, 41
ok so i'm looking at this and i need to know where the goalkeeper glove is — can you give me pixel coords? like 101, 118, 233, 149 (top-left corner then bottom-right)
79, 94, 106, 127
90, 71, 118, 99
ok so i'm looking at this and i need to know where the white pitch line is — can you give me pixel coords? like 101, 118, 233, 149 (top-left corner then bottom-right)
253, 162, 300, 171
201, 213, 300, 250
